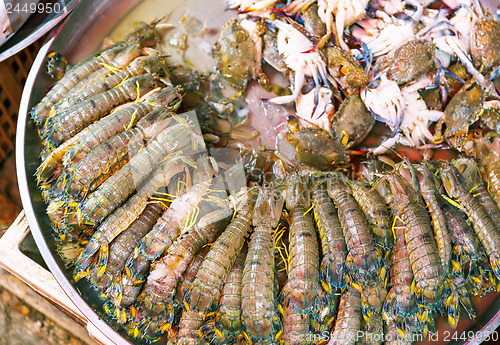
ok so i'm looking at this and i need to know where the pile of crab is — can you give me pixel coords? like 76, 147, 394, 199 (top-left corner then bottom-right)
213, 0, 500, 166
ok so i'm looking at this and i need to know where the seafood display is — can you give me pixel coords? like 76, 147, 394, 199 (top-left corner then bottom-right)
25, 0, 500, 344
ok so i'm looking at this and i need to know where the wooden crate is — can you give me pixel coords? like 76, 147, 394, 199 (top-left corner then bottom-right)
0, 40, 42, 162
0, 212, 112, 345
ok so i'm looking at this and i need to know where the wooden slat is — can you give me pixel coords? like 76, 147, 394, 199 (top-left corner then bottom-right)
0, 268, 100, 345
0, 212, 113, 345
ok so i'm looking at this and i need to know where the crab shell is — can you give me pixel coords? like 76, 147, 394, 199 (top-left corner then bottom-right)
285, 127, 348, 171
443, 82, 484, 138
470, 18, 500, 74
214, 19, 260, 90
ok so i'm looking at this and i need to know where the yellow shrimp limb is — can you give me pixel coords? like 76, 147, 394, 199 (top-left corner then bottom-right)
391, 215, 403, 242
153, 191, 179, 198
273, 224, 285, 243
147, 200, 170, 209
441, 194, 467, 213
275, 246, 288, 274
303, 204, 314, 215
115, 74, 130, 88
126, 108, 139, 130
100, 62, 120, 74
149, 196, 173, 203
182, 207, 200, 233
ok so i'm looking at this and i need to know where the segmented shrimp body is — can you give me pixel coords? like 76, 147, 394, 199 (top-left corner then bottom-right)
75, 116, 202, 227
31, 21, 163, 123
383, 216, 418, 334
63, 87, 182, 166
174, 245, 211, 312
350, 179, 394, 250
241, 186, 284, 345
74, 156, 185, 275
454, 158, 500, 227
55, 51, 167, 114
440, 163, 500, 280
58, 43, 142, 102
328, 286, 362, 345
281, 174, 331, 343
57, 109, 174, 202
177, 193, 256, 344
439, 195, 492, 295
31, 44, 126, 123
36, 87, 182, 188
386, 171, 443, 308
111, 156, 216, 309
42, 74, 165, 149
416, 164, 452, 274
90, 202, 166, 291
311, 180, 347, 291
208, 246, 248, 344
129, 178, 233, 342
327, 173, 386, 312
474, 136, 500, 214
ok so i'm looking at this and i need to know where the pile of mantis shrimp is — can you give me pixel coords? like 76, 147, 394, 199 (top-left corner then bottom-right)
28, 0, 500, 343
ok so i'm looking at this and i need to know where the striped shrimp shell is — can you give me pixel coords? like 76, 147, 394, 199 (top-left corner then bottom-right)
328, 286, 362, 345
56, 109, 174, 202
387, 170, 443, 308
43, 74, 165, 149
31, 20, 163, 123
74, 114, 203, 227
74, 156, 185, 275
440, 163, 500, 280
383, 215, 418, 333
241, 185, 284, 345
438, 194, 493, 295
454, 157, 500, 228
177, 192, 257, 344
130, 176, 233, 341
31, 44, 125, 123
213, 245, 248, 344
327, 173, 387, 312
281, 174, 331, 342
311, 178, 348, 291
115, 155, 217, 308
63, 86, 182, 166
54, 50, 167, 114
90, 202, 166, 291
416, 163, 452, 275
350, 179, 394, 250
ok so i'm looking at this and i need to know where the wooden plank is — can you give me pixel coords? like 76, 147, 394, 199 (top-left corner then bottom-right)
0, 268, 100, 345
0, 212, 113, 345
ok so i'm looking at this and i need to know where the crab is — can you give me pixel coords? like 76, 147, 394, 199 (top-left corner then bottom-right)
214, 19, 261, 90
351, 15, 416, 59
267, 19, 331, 105
362, 74, 444, 154
276, 116, 348, 171
285, 0, 370, 50
435, 80, 500, 152
294, 85, 335, 131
